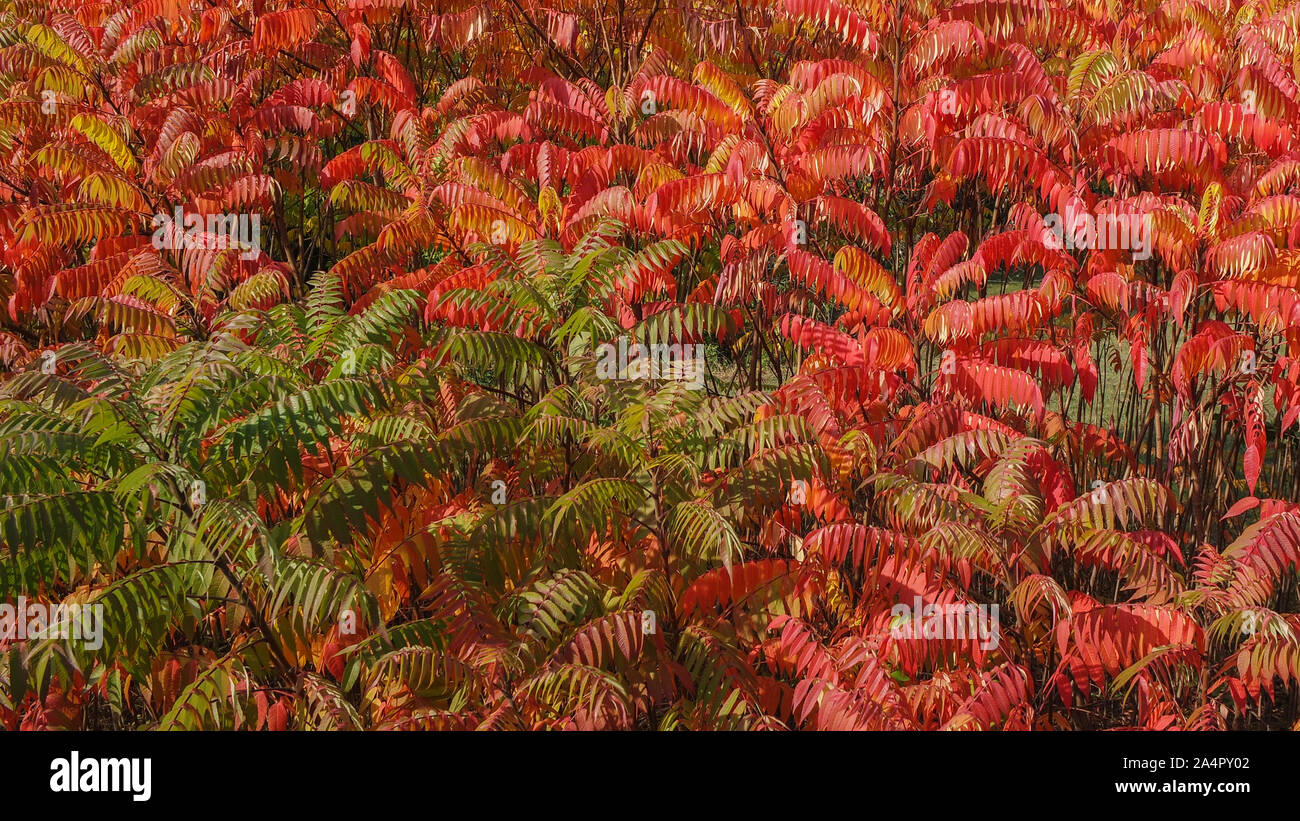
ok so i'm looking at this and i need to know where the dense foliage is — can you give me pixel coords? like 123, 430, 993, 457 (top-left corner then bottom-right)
2, 0, 1300, 730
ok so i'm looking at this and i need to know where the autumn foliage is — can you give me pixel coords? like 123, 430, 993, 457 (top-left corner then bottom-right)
2, 0, 1300, 730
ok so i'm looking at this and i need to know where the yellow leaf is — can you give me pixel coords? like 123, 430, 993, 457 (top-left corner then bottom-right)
69, 114, 138, 174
